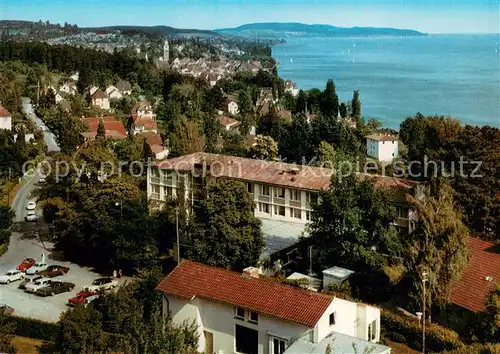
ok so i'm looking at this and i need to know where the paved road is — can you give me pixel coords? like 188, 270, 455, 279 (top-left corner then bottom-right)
21, 97, 60, 153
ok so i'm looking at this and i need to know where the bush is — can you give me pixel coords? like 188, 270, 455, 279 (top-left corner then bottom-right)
381, 309, 463, 353
385, 331, 407, 344
442, 343, 500, 354
9, 316, 59, 341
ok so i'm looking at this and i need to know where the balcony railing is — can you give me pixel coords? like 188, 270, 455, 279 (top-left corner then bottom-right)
258, 195, 270, 203
274, 197, 286, 205
150, 193, 160, 200
150, 177, 160, 184
289, 200, 301, 208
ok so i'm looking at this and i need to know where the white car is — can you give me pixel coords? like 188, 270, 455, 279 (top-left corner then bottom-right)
25, 277, 52, 293
26, 201, 36, 211
38, 177, 46, 183
84, 277, 118, 292
26, 262, 48, 275
0, 270, 25, 284
25, 211, 38, 222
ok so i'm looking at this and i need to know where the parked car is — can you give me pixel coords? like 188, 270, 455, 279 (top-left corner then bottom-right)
26, 262, 49, 275
0, 270, 24, 284
17, 258, 36, 272
67, 291, 97, 306
25, 211, 38, 222
0, 304, 14, 316
19, 276, 43, 290
84, 277, 118, 292
25, 277, 52, 293
36, 281, 75, 296
38, 265, 70, 278
38, 177, 46, 184
26, 201, 36, 210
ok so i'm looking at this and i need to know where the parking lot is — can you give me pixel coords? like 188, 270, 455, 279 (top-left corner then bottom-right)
0, 232, 125, 322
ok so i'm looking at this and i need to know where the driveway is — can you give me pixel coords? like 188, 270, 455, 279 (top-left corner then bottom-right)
21, 97, 60, 153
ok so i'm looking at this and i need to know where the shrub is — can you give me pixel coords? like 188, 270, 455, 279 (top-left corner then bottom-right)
385, 331, 407, 344
381, 309, 463, 353
442, 343, 500, 354
9, 316, 59, 341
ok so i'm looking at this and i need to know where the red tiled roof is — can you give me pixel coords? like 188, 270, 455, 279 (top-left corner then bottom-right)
140, 131, 163, 147
366, 134, 398, 142
134, 118, 157, 130
153, 152, 420, 191
0, 105, 11, 117
450, 237, 500, 312
82, 117, 126, 138
156, 261, 333, 327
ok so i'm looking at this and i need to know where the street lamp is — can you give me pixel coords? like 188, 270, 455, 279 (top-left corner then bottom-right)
421, 271, 428, 354
115, 201, 123, 222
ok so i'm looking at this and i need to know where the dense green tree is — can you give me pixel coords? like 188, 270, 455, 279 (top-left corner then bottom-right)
237, 89, 253, 116
58, 304, 103, 353
308, 172, 400, 272
280, 113, 314, 163
257, 106, 289, 141
14, 125, 28, 166
96, 118, 106, 141
339, 102, 348, 118
0, 312, 15, 353
351, 90, 361, 120
481, 284, 500, 342
319, 79, 339, 118
189, 179, 264, 271
248, 135, 278, 161
0, 205, 14, 247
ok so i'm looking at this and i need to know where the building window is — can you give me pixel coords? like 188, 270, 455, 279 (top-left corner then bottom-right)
368, 320, 377, 341
249, 311, 258, 323
274, 187, 285, 198
235, 307, 245, 320
329, 312, 336, 326
164, 186, 172, 197
305, 211, 311, 221
290, 189, 301, 201
307, 193, 318, 205
261, 185, 270, 196
272, 337, 287, 354
274, 205, 285, 216
291, 208, 301, 219
235, 324, 258, 354
247, 183, 254, 194
152, 185, 160, 194
397, 206, 408, 219
259, 203, 270, 214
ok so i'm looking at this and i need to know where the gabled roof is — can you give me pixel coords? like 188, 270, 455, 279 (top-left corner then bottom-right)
450, 237, 500, 312
218, 116, 241, 128
156, 261, 333, 327
91, 90, 107, 100
82, 116, 126, 138
140, 131, 163, 146
134, 118, 157, 130
0, 105, 11, 118
116, 79, 132, 92
366, 134, 398, 142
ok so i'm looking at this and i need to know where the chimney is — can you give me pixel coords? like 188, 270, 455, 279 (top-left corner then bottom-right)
242, 266, 260, 279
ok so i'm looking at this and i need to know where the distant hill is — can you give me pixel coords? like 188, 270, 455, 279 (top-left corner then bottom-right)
215, 22, 426, 37
83, 25, 221, 38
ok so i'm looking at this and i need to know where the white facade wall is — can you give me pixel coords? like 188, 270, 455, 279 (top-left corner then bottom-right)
0, 116, 12, 131
366, 138, 398, 162
228, 101, 239, 115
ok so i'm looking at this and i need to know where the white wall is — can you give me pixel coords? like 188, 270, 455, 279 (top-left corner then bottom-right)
367, 138, 398, 162
0, 116, 12, 131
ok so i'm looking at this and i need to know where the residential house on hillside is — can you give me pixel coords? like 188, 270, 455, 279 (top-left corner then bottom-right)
224, 97, 239, 116
91, 90, 110, 110
105, 85, 123, 101
0, 105, 12, 131
116, 80, 132, 95
366, 134, 399, 162
130, 100, 157, 134
438, 237, 500, 332
218, 116, 241, 132
59, 82, 77, 95
70, 71, 79, 82
156, 261, 390, 354
141, 131, 169, 160
284, 80, 299, 97
85, 85, 99, 97
80, 116, 126, 142
132, 100, 156, 120
147, 153, 422, 235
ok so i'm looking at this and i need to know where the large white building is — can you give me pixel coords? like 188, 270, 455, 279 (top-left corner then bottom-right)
147, 152, 421, 233
366, 134, 399, 162
156, 261, 390, 354
0, 105, 12, 131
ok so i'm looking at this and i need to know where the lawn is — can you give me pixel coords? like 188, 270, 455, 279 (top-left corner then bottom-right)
12, 336, 46, 354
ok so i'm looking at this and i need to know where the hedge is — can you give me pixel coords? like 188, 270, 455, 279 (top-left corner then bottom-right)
442, 343, 500, 354
381, 309, 464, 353
9, 316, 59, 342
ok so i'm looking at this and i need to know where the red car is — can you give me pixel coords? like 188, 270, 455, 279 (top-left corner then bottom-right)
16, 258, 36, 272
67, 291, 97, 306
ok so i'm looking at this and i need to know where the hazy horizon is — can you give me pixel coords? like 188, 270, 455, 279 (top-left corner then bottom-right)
1, 0, 499, 34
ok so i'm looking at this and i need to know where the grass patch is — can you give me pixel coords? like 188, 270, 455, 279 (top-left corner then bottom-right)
0, 243, 8, 257
11, 336, 45, 354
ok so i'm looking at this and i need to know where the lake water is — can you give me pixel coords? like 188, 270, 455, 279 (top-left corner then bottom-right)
273, 35, 500, 129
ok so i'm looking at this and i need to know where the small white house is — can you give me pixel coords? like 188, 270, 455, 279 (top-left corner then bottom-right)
0, 105, 12, 131
225, 98, 239, 116
156, 261, 389, 354
366, 134, 399, 162
59, 82, 77, 95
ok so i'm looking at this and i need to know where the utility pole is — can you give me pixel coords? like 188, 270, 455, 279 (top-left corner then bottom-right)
176, 207, 180, 265
422, 271, 428, 354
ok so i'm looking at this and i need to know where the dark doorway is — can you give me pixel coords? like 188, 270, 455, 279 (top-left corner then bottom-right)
235, 324, 258, 354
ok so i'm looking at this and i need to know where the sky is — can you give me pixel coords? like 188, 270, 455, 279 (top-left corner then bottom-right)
0, 0, 499, 34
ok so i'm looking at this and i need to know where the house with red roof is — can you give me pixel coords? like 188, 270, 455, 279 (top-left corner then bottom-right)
80, 116, 126, 141
156, 260, 389, 354
0, 104, 12, 131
